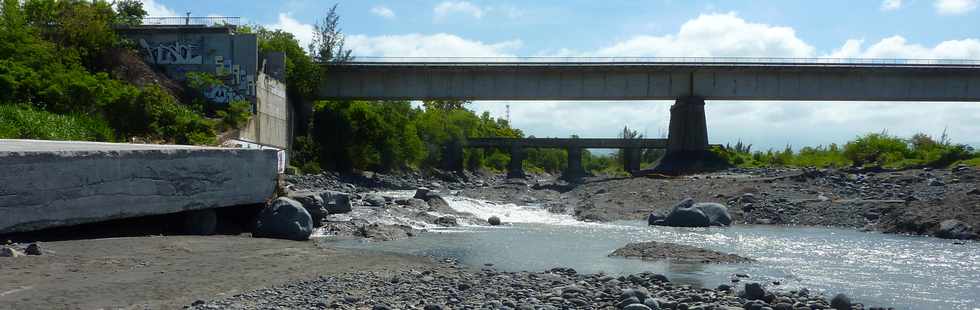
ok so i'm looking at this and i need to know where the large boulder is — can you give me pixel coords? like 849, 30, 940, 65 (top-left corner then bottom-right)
693, 203, 732, 226
287, 190, 327, 224
936, 219, 978, 240
664, 198, 710, 227
319, 190, 352, 214
488, 216, 502, 226
364, 194, 386, 207
254, 197, 314, 241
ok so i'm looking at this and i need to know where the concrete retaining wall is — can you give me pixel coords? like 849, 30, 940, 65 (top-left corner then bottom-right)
0, 140, 279, 234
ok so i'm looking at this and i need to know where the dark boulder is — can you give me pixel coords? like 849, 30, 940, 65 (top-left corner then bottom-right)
254, 197, 314, 241
936, 219, 977, 240
647, 213, 664, 226
741, 282, 766, 301
320, 190, 352, 214
694, 202, 732, 226
434, 216, 458, 227
664, 198, 710, 227
24, 243, 42, 256
830, 293, 851, 310
488, 216, 502, 226
364, 194, 386, 207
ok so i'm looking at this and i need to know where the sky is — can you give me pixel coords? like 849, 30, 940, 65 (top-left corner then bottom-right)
143, 0, 980, 150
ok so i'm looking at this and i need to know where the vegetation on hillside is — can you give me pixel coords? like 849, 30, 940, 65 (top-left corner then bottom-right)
0, 0, 250, 144
713, 131, 979, 169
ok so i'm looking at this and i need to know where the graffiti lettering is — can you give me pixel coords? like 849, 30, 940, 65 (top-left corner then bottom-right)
139, 39, 203, 65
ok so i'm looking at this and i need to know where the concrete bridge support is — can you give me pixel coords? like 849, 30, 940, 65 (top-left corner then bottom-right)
623, 148, 641, 174
442, 140, 464, 172
653, 97, 710, 174
562, 147, 586, 181
507, 146, 525, 179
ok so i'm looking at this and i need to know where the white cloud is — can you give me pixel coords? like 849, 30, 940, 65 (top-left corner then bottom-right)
266, 13, 316, 50
935, 0, 977, 14
371, 5, 396, 19
589, 12, 815, 58
140, 0, 177, 16
881, 0, 903, 11
433, 1, 485, 20
346, 33, 521, 57
826, 36, 980, 59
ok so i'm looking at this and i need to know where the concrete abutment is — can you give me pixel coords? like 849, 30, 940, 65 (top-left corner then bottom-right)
651, 97, 717, 174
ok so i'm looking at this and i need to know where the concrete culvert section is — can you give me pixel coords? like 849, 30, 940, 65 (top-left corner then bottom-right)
0, 139, 280, 234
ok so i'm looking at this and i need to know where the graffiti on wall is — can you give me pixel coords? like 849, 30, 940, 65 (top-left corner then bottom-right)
204, 56, 255, 104
204, 85, 245, 104
139, 39, 204, 65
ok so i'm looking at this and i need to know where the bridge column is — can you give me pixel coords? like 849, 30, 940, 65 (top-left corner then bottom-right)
653, 97, 711, 174
562, 147, 586, 181
441, 139, 464, 172
623, 148, 641, 174
506, 146, 525, 179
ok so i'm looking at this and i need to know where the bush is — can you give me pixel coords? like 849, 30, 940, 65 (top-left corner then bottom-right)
843, 132, 909, 166
0, 104, 115, 141
218, 100, 252, 131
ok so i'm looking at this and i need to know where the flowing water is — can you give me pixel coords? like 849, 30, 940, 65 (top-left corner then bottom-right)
332, 193, 980, 309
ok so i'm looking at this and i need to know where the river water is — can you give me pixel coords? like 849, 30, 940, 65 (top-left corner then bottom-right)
333, 193, 980, 309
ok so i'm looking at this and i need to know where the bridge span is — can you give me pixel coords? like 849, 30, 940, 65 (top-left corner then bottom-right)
320, 57, 980, 174
450, 138, 668, 179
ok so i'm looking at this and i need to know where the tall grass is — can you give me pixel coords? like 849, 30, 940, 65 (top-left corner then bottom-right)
0, 104, 115, 141
714, 131, 979, 169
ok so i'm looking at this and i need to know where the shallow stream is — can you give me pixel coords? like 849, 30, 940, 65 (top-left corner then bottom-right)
333, 193, 980, 309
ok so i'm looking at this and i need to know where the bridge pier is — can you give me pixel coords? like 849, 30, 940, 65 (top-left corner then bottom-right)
653, 97, 711, 174
506, 146, 525, 179
441, 140, 464, 172
623, 148, 641, 174
562, 147, 586, 181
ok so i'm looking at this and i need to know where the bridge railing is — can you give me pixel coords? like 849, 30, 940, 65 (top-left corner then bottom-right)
344, 56, 980, 66
141, 16, 240, 26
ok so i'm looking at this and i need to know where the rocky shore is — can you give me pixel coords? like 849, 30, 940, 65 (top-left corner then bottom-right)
459, 166, 980, 240
188, 260, 874, 310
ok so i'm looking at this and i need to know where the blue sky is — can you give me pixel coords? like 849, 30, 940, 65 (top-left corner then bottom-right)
143, 0, 980, 150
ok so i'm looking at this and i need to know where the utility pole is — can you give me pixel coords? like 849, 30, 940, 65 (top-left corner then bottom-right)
506, 104, 511, 123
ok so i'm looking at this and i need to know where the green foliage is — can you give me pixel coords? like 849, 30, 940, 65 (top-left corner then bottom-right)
0, 104, 115, 141
0, 0, 219, 145
112, 0, 146, 26
713, 131, 978, 169
218, 100, 252, 131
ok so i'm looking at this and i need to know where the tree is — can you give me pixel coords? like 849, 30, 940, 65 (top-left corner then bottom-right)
113, 0, 146, 26
309, 4, 352, 63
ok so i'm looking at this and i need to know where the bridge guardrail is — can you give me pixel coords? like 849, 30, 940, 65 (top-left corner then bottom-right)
339, 56, 980, 67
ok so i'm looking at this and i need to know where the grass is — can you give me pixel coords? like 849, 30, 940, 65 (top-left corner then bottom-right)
0, 104, 116, 141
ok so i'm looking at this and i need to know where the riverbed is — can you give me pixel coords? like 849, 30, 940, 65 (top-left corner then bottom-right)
332, 193, 980, 310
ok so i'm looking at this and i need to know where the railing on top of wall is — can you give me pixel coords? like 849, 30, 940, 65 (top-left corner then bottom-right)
141, 16, 240, 27
339, 56, 980, 67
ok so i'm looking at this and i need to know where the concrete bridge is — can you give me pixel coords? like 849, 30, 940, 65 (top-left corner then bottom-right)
446, 138, 668, 179
320, 57, 980, 173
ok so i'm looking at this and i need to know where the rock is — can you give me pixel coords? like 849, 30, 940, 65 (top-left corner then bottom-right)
358, 223, 415, 241
253, 197, 314, 241
967, 188, 980, 196
830, 294, 851, 310
434, 216, 458, 227
288, 190, 327, 222
425, 195, 451, 211
320, 190, 352, 214
414, 187, 432, 199
740, 193, 757, 203
623, 304, 652, 310
664, 198, 710, 227
620, 287, 651, 301
936, 219, 977, 240
181, 208, 217, 235
24, 243, 42, 256
488, 216, 502, 226
643, 298, 661, 309
364, 194, 386, 207
1, 246, 23, 257
928, 178, 945, 186
717, 284, 732, 291
647, 213, 664, 226
693, 202, 732, 226
742, 282, 766, 301
616, 297, 641, 309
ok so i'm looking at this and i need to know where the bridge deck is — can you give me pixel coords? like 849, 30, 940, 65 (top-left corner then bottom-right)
320, 58, 980, 101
